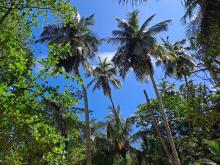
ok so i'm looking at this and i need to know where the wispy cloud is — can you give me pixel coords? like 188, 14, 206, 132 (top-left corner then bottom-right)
35, 62, 45, 71
34, 55, 47, 71
97, 51, 115, 62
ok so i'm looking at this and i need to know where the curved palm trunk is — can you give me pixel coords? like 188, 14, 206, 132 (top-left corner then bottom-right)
0, 7, 13, 25
143, 90, 173, 165
184, 75, 190, 99
108, 93, 124, 130
199, 0, 220, 86
149, 73, 180, 165
76, 69, 92, 165
184, 75, 193, 139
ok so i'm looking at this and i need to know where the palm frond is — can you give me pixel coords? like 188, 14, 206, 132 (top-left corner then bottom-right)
110, 78, 121, 89
84, 14, 95, 26
87, 78, 96, 88
36, 14, 99, 74
115, 18, 130, 31
124, 116, 137, 134
127, 10, 139, 32
130, 130, 148, 143
174, 39, 186, 47
118, 0, 147, 5
181, 0, 199, 23
112, 30, 131, 38
35, 24, 64, 43
139, 14, 156, 34
103, 37, 128, 45
147, 20, 171, 36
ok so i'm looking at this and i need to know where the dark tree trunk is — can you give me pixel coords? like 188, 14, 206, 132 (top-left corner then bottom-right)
143, 90, 173, 165
0, 7, 13, 25
149, 73, 180, 165
183, 75, 193, 139
199, 0, 220, 86
184, 75, 190, 98
76, 69, 92, 165
109, 94, 118, 121
108, 93, 124, 130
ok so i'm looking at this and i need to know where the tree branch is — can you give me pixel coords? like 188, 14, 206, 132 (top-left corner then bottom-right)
0, 7, 13, 24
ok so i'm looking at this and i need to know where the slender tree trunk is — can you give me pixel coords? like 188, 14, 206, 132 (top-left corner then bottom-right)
108, 93, 124, 130
143, 90, 173, 165
184, 75, 190, 99
109, 93, 119, 121
184, 75, 193, 139
149, 73, 180, 165
0, 7, 13, 25
76, 69, 92, 165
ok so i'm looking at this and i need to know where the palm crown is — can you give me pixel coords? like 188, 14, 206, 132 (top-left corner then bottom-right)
88, 57, 121, 96
106, 11, 181, 164
36, 13, 99, 164
36, 14, 99, 73
159, 37, 196, 79
101, 107, 136, 158
105, 10, 171, 80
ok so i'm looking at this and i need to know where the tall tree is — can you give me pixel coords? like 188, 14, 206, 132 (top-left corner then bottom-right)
93, 107, 142, 164
88, 57, 121, 126
0, 1, 84, 163
118, 0, 220, 88
159, 37, 196, 94
104, 10, 180, 165
36, 13, 99, 165
143, 90, 173, 164
182, 0, 220, 86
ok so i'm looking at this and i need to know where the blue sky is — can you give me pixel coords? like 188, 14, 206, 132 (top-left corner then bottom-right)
34, 0, 190, 121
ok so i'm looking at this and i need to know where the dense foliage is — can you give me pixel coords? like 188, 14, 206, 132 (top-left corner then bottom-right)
0, 0, 85, 164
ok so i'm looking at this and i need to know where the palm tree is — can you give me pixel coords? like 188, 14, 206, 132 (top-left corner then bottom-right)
36, 13, 99, 165
96, 106, 140, 163
120, 0, 220, 86
143, 90, 173, 164
182, 0, 220, 87
88, 57, 122, 126
159, 38, 197, 139
159, 37, 196, 93
182, 0, 220, 39
120, 0, 220, 41
104, 10, 180, 165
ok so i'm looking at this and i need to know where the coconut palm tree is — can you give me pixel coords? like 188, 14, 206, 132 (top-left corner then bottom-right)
104, 10, 180, 165
143, 90, 173, 163
159, 38, 197, 138
88, 57, 122, 126
159, 37, 196, 90
182, 0, 220, 39
120, 0, 220, 87
158, 38, 196, 111
36, 13, 99, 165
93, 106, 141, 164
182, 0, 220, 87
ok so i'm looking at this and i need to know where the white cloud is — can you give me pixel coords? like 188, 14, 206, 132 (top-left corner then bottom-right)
35, 62, 45, 71
210, 85, 219, 92
33, 55, 47, 71
97, 51, 116, 62
38, 54, 47, 60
